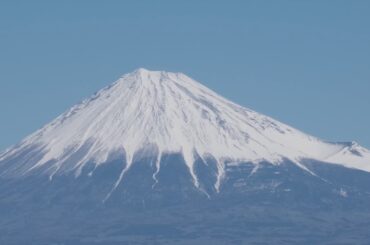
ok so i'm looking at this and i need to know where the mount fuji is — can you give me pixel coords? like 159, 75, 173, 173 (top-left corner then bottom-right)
1, 69, 370, 244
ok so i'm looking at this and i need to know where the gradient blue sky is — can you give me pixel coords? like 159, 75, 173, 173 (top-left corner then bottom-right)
0, 0, 369, 151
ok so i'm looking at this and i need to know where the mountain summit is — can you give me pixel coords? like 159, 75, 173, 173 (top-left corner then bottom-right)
0, 69, 369, 193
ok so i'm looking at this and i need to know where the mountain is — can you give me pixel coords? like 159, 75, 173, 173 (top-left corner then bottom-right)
1, 68, 370, 245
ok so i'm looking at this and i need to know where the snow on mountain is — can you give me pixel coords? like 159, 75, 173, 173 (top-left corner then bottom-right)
324, 141, 370, 171
0, 68, 369, 190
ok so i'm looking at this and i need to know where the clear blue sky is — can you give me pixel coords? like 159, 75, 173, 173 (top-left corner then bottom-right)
0, 0, 369, 151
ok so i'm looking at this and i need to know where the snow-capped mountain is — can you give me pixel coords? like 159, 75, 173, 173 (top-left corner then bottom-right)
1, 69, 370, 244
0, 68, 369, 190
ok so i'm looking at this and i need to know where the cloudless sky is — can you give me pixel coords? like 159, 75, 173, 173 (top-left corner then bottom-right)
0, 0, 369, 151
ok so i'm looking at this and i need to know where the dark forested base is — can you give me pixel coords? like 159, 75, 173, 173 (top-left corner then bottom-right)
1, 157, 370, 245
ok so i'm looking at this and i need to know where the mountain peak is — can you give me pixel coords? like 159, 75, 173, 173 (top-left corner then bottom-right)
132, 67, 159, 77
118, 68, 186, 88
130, 67, 182, 77
135, 67, 150, 73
